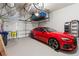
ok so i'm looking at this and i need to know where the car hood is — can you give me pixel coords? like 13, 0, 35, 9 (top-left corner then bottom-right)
50, 32, 74, 39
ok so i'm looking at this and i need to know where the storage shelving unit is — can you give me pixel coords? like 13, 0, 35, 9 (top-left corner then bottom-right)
70, 20, 79, 37
64, 22, 71, 33
65, 20, 79, 37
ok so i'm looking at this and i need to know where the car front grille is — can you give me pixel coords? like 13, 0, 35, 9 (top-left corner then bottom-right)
63, 44, 71, 49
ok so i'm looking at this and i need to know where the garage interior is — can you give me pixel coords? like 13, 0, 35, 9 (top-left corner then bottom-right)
0, 3, 79, 56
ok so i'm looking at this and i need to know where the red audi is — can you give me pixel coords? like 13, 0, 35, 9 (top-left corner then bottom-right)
30, 27, 77, 51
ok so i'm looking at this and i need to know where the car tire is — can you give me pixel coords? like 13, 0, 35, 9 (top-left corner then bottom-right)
48, 38, 60, 50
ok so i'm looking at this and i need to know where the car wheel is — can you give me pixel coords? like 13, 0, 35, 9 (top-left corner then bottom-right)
48, 38, 60, 50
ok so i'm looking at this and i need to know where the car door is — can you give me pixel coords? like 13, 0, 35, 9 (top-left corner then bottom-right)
33, 28, 43, 40
34, 28, 45, 41
40, 28, 50, 43
37, 28, 45, 41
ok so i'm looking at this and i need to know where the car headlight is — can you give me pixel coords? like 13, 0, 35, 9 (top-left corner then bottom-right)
62, 38, 70, 41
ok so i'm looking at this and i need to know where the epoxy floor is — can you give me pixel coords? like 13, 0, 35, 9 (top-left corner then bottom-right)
6, 37, 79, 56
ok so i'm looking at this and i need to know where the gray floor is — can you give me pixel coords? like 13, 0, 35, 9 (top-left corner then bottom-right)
6, 37, 79, 56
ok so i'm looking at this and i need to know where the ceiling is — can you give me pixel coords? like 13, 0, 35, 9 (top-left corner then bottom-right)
0, 3, 75, 21
44, 3, 74, 12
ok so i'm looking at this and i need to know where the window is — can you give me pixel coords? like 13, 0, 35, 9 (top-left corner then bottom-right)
44, 27, 57, 32
39, 28, 44, 32
35, 28, 44, 32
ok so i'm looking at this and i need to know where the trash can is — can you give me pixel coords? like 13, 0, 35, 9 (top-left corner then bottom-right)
0, 31, 8, 46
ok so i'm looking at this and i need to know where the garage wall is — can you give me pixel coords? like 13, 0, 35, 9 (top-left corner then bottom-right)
3, 18, 41, 39
0, 20, 3, 32
50, 3, 79, 32
3, 21, 17, 31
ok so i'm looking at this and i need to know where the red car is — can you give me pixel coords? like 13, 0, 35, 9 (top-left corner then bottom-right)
30, 27, 77, 51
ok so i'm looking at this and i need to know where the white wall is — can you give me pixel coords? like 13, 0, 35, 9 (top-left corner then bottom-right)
0, 19, 3, 32
50, 4, 79, 32
3, 21, 17, 31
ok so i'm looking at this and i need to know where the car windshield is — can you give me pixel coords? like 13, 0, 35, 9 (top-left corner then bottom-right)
44, 27, 57, 32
